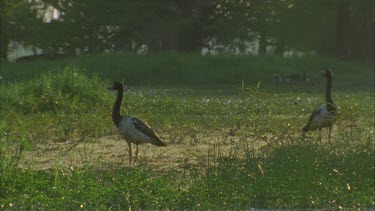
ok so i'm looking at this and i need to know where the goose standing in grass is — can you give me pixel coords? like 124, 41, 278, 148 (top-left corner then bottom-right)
302, 69, 337, 142
108, 81, 166, 164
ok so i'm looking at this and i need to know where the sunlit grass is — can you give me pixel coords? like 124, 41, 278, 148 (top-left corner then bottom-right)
0, 64, 374, 209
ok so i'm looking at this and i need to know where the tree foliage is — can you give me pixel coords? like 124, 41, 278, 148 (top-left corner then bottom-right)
2, 0, 373, 64
1, 0, 41, 59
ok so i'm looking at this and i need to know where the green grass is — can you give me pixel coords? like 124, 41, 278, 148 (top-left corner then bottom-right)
0, 54, 374, 209
1, 52, 373, 90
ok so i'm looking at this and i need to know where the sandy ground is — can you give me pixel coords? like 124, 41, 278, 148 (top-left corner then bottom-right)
14, 125, 341, 172
17, 132, 251, 171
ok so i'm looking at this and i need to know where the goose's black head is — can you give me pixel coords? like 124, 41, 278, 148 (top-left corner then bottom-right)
108, 81, 123, 91
320, 69, 333, 78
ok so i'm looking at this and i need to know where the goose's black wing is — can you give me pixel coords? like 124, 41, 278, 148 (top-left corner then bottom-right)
131, 117, 167, 147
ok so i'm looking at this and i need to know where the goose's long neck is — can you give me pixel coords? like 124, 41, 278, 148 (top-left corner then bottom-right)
325, 75, 335, 111
112, 87, 123, 127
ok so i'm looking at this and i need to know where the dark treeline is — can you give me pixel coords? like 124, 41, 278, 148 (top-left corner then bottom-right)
1, 0, 374, 65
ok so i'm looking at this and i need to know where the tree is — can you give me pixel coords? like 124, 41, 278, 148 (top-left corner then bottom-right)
3, 0, 373, 65
248, 0, 373, 64
1, 0, 40, 60
319, 0, 374, 64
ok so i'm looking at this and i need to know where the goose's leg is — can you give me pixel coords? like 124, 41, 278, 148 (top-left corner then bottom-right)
127, 142, 132, 164
328, 125, 333, 144
135, 145, 139, 163
318, 128, 322, 142
302, 130, 307, 141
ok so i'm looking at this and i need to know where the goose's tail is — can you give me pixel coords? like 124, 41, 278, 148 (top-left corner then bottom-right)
152, 138, 167, 147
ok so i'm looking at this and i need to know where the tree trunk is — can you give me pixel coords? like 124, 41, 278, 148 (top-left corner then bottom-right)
0, 0, 8, 61
258, 32, 267, 55
146, 34, 163, 53
275, 40, 285, 55
0, 34, 8, 61
334, 1, 350, 58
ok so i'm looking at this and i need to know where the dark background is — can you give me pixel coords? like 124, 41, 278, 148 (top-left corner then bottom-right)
1, 0, 374, 65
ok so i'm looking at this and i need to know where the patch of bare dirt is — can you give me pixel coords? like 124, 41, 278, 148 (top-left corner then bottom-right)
18, 133, 251, 171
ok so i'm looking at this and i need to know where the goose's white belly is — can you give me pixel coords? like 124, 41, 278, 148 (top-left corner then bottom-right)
310, 104, 335, 130
118, 118, 151, 145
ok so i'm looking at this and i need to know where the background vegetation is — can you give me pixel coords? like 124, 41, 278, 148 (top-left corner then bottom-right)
1, 0, 374, 65
1, 52, 374, 90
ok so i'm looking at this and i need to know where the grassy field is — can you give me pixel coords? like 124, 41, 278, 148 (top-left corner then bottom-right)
2, 52, 374, 90
0, 53, 374, 209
